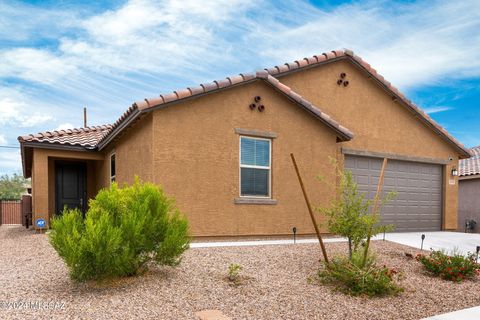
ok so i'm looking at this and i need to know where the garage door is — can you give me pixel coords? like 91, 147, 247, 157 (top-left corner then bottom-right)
344, 155, 443, 232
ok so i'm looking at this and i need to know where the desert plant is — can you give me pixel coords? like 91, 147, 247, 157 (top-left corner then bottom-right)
416, 250, 480, 282
49, 178, 189, 281
318, 251, 403, 297
227, 263, 243, 285
317, 168, 395, 260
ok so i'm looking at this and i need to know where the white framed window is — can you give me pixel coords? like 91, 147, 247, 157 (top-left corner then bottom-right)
239, 136, 271, 197
110, 153, 116, 183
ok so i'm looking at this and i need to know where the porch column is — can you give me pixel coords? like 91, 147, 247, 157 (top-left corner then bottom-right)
32, 150, 50, 229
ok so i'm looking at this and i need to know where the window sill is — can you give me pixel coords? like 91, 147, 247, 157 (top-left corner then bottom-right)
234, 198, 278, 205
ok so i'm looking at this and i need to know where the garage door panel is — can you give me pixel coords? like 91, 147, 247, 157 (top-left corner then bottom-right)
383, 177, 396, 187
345, 155, 442, 232
355, 175, 370, 186
357, 158, 371, 169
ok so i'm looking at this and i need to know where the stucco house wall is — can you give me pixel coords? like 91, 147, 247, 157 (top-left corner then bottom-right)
149, 80, 339, 236
21, 50, 470, 235
278, 60, 460, 229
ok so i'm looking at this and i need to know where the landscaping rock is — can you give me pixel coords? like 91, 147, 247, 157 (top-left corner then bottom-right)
1, 225, 480, 319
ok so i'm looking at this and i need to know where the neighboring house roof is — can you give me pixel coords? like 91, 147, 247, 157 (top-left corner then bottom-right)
18, 125, 112, 149
18, 49, 472, 177
460, 146, 480, 177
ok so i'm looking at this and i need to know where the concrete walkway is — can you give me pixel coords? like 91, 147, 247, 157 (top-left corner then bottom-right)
191, 237, 347, 248
191, 231, 480, 254
378, 231, 480, 256
422, 306, 480, 320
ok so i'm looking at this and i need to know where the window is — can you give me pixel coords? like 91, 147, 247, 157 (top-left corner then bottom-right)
110, 153, 116, 183
239, 136, 271, 197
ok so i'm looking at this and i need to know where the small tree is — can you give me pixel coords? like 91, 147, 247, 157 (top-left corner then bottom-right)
317, 167, 395, 260
316, 165, 402, 297
0, 173, 30, 199
49, 178, 189, 282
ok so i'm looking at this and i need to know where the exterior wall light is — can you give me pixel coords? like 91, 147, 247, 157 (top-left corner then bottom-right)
451, 167, 458, 177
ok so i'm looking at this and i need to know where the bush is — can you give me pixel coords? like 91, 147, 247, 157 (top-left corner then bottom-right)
227, 263, 243, 285
318, 252, 403, 297
416, 250, 480, 282
317, 169, 395, 260
49, 179, 189, 282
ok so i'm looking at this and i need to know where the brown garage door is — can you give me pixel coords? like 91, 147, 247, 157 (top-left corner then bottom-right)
344, 155, 443, 232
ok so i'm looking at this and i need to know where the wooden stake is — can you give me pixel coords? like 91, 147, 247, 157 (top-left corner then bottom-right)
290, 153, 329, 264
361, 157, 388, 267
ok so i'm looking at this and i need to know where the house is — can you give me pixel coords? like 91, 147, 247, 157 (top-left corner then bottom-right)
459, 146, 480, 232
18, 49, 471, 237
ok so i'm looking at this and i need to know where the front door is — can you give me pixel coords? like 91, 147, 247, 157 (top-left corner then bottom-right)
55, 162, 86, 216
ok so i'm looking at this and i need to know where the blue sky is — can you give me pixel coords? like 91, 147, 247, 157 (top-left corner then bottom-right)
0, 0, 479, 175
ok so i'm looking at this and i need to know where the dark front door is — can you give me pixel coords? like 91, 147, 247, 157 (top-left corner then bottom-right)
55, 162, 86, 216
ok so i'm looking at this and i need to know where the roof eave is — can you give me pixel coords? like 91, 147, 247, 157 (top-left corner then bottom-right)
345, 58, 471, 159
97, 108, 142, 150
21, 141, 97, 152
459, 174, 480, 180
19, 143, 28, 178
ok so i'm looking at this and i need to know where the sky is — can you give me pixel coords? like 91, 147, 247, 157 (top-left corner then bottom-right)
0, 0, 479, 175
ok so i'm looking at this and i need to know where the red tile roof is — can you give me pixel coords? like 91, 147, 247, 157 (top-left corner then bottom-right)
97, 70, 354, 148
460, 146, 480, 177
18, 125, 112, 148
18, 49, 470, 160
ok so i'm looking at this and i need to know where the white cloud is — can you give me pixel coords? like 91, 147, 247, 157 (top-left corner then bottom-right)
0, 96, 53, 127
0, 1, 77, 42
0, 134, 6, 145
56, 123, 75, 130
0, 48, 77, 85
254, 0, 480, 89
0, 0, 478, 92
423, 106, 453, 114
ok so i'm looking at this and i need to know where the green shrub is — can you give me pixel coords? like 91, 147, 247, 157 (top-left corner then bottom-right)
227, 263, 243, 284
49, 179, 189, 281
318, 252, 403, 297
317, 169, 395, 260
416, 250, 480, 282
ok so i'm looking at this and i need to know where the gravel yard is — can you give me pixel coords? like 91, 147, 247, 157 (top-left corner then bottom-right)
1, 226, 480, 320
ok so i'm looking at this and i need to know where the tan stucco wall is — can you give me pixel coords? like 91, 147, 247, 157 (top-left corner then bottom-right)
146, 81, 339, 237
278, 60, 460, 230
113, 114, 153, 186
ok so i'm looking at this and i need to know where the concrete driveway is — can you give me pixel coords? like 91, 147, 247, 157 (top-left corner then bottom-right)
422, 306, 480, 320
380, 231, 480, 256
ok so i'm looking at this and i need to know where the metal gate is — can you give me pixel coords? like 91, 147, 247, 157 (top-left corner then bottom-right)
0, 200, 22, 225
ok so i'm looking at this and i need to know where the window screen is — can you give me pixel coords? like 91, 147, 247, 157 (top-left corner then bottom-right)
240, 137, 271, 197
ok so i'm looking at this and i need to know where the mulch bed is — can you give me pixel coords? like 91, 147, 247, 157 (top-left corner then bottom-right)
1, 226, 479, 320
